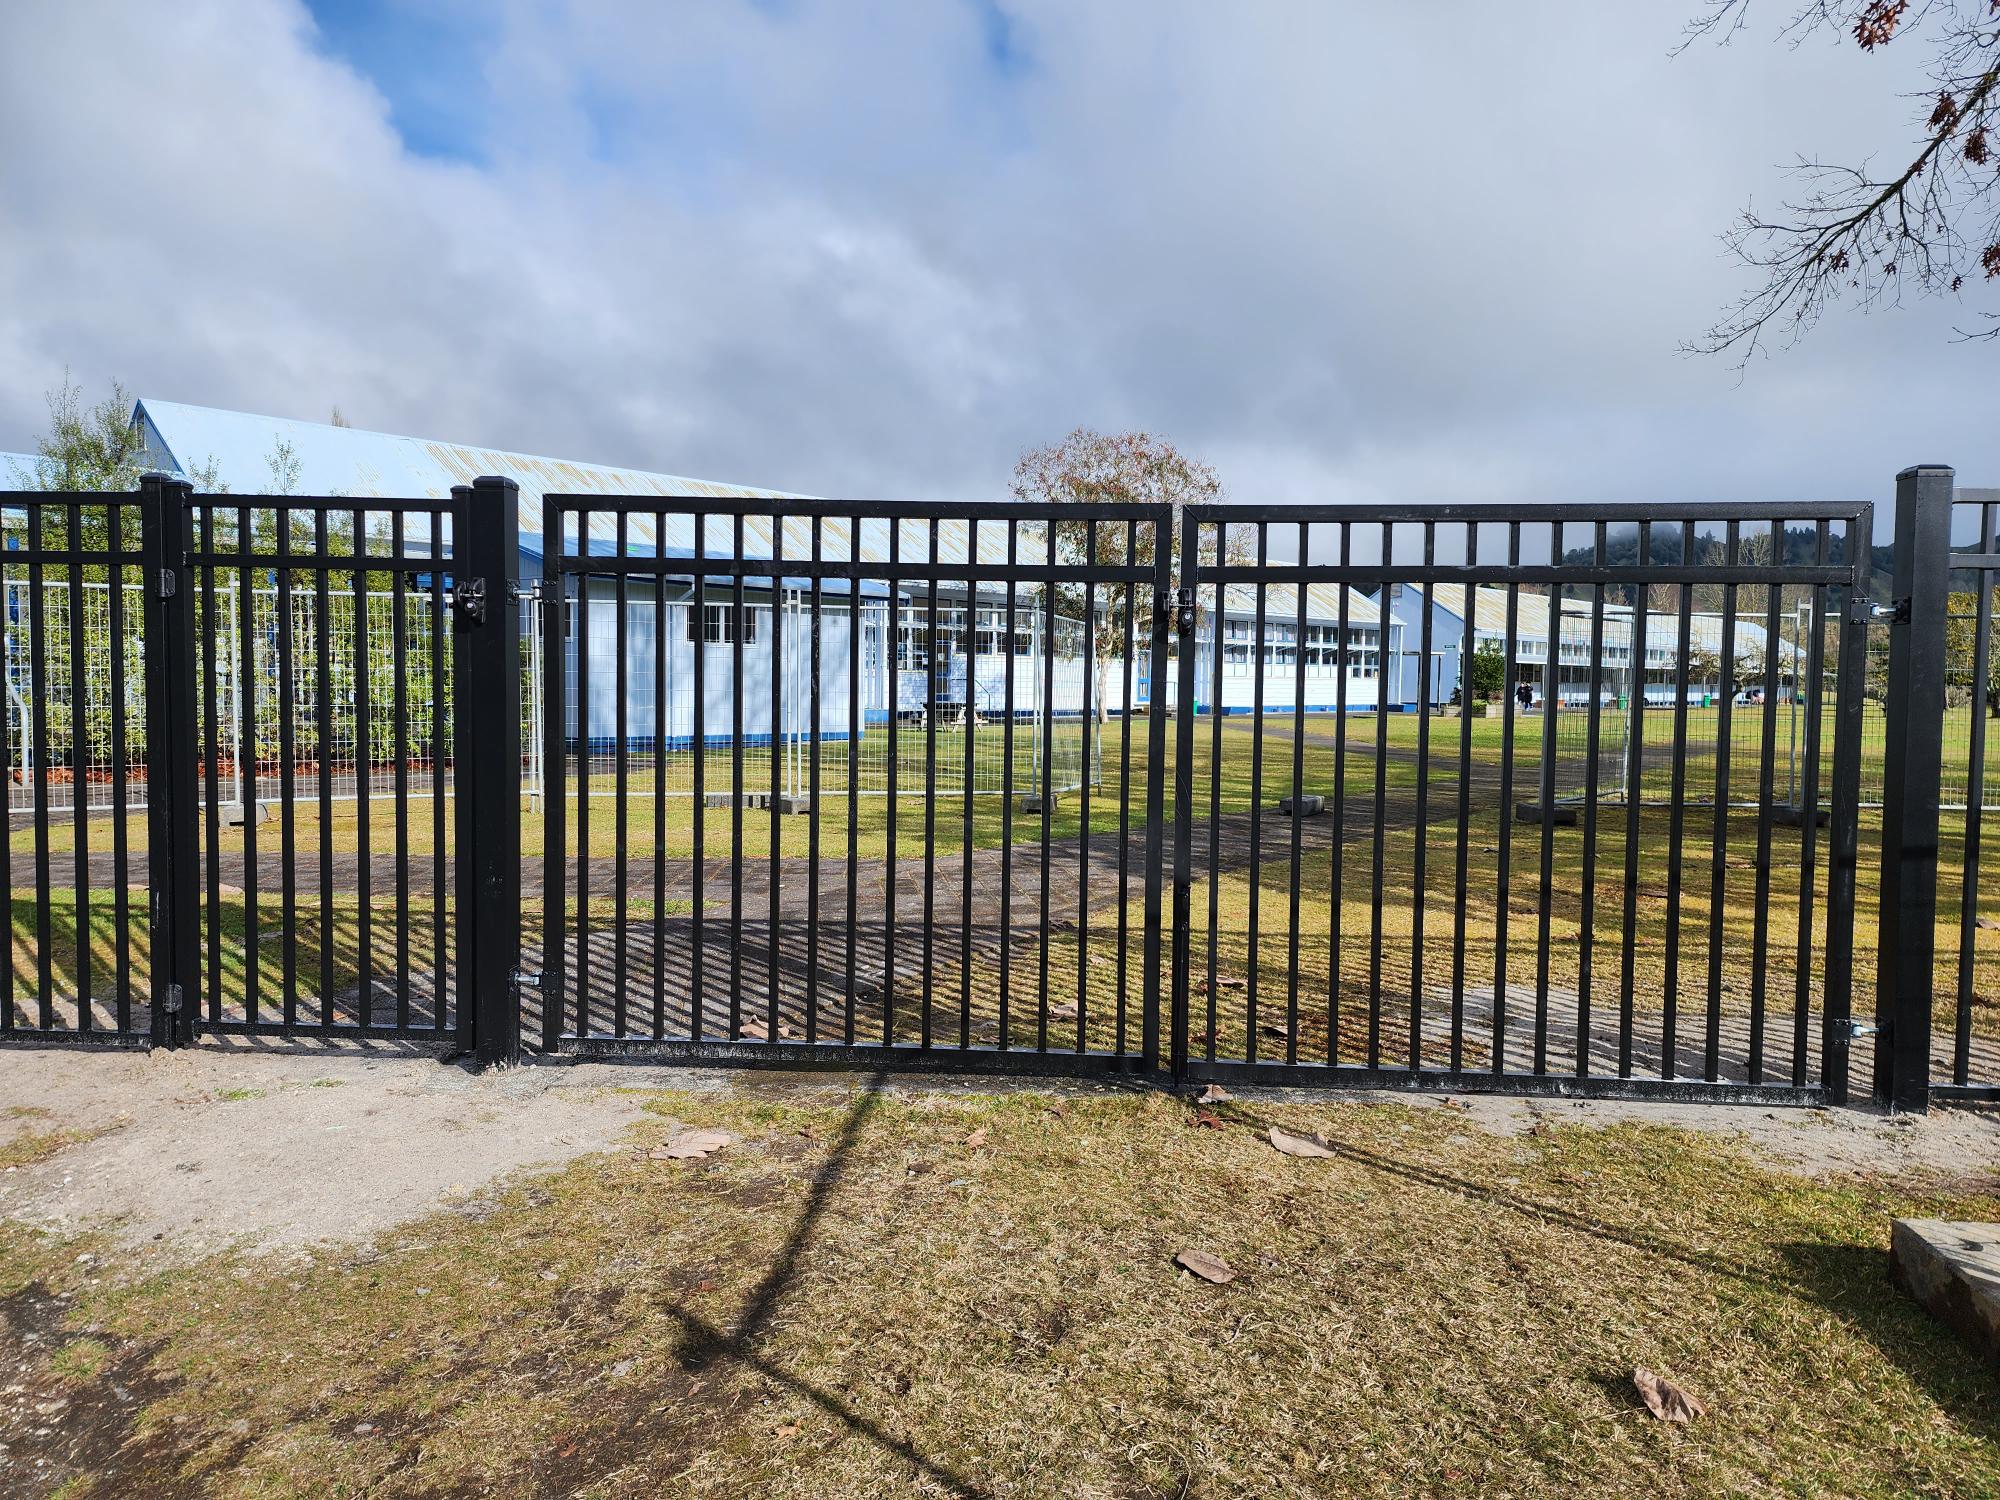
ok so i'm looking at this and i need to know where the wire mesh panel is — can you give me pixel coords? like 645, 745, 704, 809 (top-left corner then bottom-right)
534, 495, 1171, 1070
0, 492, 152, 1043
182, 498, 459, 1039
1171, 502, 1872, 1103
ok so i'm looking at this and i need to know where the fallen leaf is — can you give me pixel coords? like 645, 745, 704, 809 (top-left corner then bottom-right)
775, 1423, 801, 1438
1633, 1368, 1705, 1423
653, 1129, 733, 1161
964, 1128, 988, 1148
906, 1160, 934, 1176
1197, 1084, 1233, 1104
1192, 1110, 1223, 1129
1268, 1126, 1337, 1159
1175, 1248, 1236, 1284
694, 1279, 718, 1293
1979, 916, 2000, 932
1046, 1101, 1070, 1120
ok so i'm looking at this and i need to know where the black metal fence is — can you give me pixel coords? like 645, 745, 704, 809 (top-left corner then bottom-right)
1170, 501, 1872, 1104
534, 495, 1174, 1073
1, 467, 1991, 1111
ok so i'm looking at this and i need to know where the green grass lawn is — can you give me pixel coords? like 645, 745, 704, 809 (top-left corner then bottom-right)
4, 1088, 1997, 1497
10, 705, 2000, 1051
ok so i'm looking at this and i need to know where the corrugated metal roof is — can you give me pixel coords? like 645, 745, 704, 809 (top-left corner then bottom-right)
1215, 583, 1381, 627
131, 400, 1079, 566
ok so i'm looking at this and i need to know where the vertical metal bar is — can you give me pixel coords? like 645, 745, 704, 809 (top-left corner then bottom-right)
690, 511, 706, 1042
1411, 522, 1435, 1071
1534, 535, 1560, 1077
885, 521, 900, 1045
392, 511, 410, 1031
1247, 524, 1268, 1063
1207, 527, 1225, 1062
1822, 508, 1872, 1103
0, 516, 12, 1033
1493, 523, 1521, 1073
1141, 510, 1171, 1077
315, 507, 333, 1028
808, 518, 824, 1045
1330, 525, 1351, 1064
452, 477, 523, 1066
1662, 522, 1696, 1079
1876, 467, 1952, 1111
575, 516, 592, 1037
1000, 521, 1018, 1049
1577, 521, 1607, 1076
110, 501, 132, 1034
430, 508, 447, 1034
1076, 519, 1095, 1054
731, 514, 746, 1041
1748, 518, 1785, 1083
68, 501, 92, 1029
768, 516, 784, 1042
653, 518, 668, 1040
236, 502, 260, 1026
1450, 535, 1478, 1074
960, 519, 977, 1050
541, 499, 567, 1049
26, 503, 50, 1028
610, 512, 629, 1038
1168, 509, 1198, 1083
278, 505, 298, 1028
922, 520, 938, 1050
1619, 523, 1651, 1077
352, 504, 372, 1027
1953, 506, 1992, 1086
1705, 521, 1740, 1082
1037, 525, 1055, 1051
1287, 523, 1307, 1066
1368, 524, 1390, 1070
1792, 521, 1831, 1085
1117, 520, 1136, 1057
845, 525, 861, 1047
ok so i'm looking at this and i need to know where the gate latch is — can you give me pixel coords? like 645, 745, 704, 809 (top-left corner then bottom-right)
1850, 597, 1907, 625
1165, 587, 1196, 639
455, 576, 487, 625
1843, 1019, 1881, 1040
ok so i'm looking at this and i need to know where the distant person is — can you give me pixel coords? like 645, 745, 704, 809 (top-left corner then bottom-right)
1517, 681, 1532, 712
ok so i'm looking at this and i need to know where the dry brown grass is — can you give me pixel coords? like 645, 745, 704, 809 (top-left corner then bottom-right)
4, 1086, 1997, 1498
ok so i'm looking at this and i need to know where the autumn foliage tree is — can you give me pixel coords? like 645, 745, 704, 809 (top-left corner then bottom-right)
1686, 0, 2000, 358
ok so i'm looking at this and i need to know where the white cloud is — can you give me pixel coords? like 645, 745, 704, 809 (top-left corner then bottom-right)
0, 0, 1992, 510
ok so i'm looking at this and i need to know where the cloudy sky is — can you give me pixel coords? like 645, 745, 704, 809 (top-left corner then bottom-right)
1, 0, 1991, 509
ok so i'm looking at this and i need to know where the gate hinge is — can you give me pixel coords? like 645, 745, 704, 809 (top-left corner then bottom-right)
157, 567, 177, 600
454, 576, 487, 625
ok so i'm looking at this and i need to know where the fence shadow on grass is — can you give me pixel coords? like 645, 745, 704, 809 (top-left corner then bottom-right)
660, 1067, 993, 1500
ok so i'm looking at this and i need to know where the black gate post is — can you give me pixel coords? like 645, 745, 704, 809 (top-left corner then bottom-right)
1875, 463, 1953, 1112
452, 477, 523, 1066
139, 473, 198, 1049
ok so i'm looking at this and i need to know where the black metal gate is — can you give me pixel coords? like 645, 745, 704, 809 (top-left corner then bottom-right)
1170, 500, 1874, 1103
534, 494, 1174, 1075
0, 475, 521, 1056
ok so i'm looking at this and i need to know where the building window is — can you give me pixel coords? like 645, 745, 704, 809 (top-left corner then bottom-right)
687, 602, 759, 645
